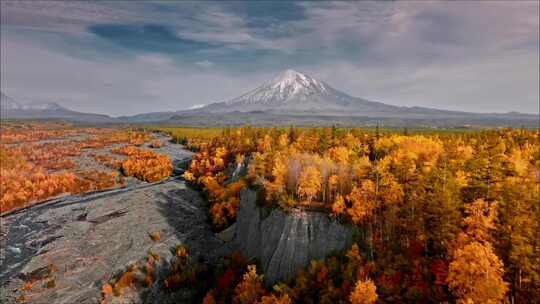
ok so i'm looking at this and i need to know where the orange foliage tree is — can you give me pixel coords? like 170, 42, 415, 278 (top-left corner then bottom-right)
297, 166, 322, 205
349, 278, 378, 304
113, 145, 172, 182
163, 126, 539, 303
233, 265, 266, 304
0, 124, 154, 214
447, 199, 508, 303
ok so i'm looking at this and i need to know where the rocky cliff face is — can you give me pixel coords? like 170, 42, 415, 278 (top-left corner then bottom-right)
233, 188, 353, 284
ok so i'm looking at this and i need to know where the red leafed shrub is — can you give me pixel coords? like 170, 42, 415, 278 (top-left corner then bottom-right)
430, 259, 448, 286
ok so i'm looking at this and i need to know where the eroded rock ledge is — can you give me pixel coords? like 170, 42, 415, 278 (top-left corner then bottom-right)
232, 188, 354, 285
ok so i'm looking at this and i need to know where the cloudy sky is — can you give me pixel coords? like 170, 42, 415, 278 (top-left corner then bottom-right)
1, 1, 538, 116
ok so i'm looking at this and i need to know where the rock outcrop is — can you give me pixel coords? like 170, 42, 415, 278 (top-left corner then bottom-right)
233, 188, 353, 284
224, 155, 250, 184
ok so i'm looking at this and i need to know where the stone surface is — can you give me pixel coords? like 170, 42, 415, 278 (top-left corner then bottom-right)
0, 178, 224, 304
224, 155, 250, 184
233, 188, 354, 285
0, 140, 223, 304
216, 223, 236, 243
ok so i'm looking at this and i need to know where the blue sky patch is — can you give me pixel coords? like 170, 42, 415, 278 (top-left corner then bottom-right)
89, 23, 215, 54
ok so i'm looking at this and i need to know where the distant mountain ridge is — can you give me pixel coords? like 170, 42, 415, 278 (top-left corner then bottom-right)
1, 92, 116, 123
1, 92, 67, 111
177, 70, 536, 123
2, 68, 538, 127
1, 92, 21, 111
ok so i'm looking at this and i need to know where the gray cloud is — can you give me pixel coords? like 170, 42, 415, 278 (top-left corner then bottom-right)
0, 0, 142, 33
1, 1, 538, 115
1, 33, 275, 116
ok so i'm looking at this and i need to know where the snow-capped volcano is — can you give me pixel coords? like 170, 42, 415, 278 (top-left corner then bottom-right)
226, 69, 330, 106
123, 69, 538, 126
198, 69, 399, 114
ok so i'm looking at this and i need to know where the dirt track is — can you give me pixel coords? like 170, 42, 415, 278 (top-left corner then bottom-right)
0, 138, 225, 304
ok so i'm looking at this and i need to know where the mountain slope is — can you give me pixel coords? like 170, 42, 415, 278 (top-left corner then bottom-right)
198, 69, 401, 115
118, 111, 176, 123
116, 69, 539, 126
173, 69, 537, 127
1, 92, 23, 111
1, 92, 117, 123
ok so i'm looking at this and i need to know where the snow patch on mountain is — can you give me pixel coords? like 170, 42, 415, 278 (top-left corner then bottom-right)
196, 69, 399, 115
188, 104, 206, 110
1, 92, 67, 111
1, 92, 23, 110
24, 102, 66, 111
226, 69, 330, 106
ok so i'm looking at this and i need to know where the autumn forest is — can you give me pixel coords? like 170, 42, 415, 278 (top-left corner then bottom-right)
1, 123, 539, 304
167, 126, 539, 304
